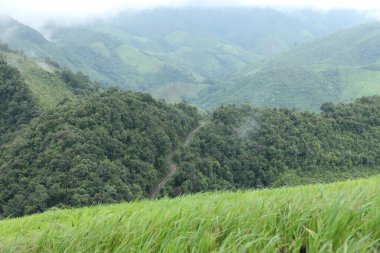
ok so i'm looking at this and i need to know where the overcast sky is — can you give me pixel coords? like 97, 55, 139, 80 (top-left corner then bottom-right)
1, 0, 380, 27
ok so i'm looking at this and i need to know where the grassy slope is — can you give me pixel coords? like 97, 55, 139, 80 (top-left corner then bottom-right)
1, 49, 76, 109
339, 67, 380, 100
0, 176, 379, 252
147, 83, 208, 103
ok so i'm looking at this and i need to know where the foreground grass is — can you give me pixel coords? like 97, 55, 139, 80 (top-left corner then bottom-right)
0, 176, 379, 253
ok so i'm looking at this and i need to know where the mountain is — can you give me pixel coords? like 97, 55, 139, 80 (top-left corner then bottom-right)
0, 9, 369, 103
196, 23, 380, 110
1, 26, 379, 219
0, 9, 379, 252
0, 53, 199, 217
1, 176, 379, 252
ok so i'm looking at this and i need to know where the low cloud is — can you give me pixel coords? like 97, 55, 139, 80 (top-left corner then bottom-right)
0, 0, 380, 28
235, 114, 262, 140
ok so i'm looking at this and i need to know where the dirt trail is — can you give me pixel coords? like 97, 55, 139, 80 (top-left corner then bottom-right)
150, 121, 206, 198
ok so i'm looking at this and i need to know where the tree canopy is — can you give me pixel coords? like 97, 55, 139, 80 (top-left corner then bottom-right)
167, 98, 380, 196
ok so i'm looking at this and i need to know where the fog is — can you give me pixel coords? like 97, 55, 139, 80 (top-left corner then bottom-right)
1, 0, 380, 28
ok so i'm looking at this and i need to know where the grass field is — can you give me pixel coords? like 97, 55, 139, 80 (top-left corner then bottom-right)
2, 50, 77, 109
147, 83, 209, 103
116, 44, 163, 74
0, 175, 379, 252
339, 67, 380, 101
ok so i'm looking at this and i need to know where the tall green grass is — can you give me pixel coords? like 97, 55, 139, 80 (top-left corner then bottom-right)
0, 176, 379, 252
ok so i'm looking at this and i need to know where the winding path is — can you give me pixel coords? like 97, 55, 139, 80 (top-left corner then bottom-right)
150, 121, 206, 198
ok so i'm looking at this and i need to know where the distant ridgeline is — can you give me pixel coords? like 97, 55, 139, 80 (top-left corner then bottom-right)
0, 56, 380, 218
195, 23, 380, 111
0, 12, 371, 105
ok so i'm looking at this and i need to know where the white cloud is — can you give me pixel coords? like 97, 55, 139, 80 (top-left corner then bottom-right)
1, 0, 380, 27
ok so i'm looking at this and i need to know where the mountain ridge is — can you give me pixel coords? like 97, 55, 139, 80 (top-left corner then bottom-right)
195, 22, 380, 111
0, 9, 370, 104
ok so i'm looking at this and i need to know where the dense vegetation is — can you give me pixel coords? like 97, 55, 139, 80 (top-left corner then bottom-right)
1, 53, 380, 220
0, 176, 379, 252
0, 45, 99, 109
0, 87, 199, 218
0, 57, 37, 143
166, 97, 380, 196
59, 69, 98, 96
197, 23, 380, 110
0, 12, 379, 252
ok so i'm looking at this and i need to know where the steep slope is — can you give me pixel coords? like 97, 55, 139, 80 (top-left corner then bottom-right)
0, 52, 200, 218
0, 176, 379, 252
45, 23, 256, 105
0, 15, 256, 98
150, 121, 206, 198
197, 23, 380, 110
0, 49, 100, 148
0, 56, 37, 144
0, 44, 97, 109
0, 89, 199, 218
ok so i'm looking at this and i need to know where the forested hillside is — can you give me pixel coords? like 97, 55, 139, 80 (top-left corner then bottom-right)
1, 36, 380, 219
0, 44, 98, 109
0, 86, 199, 217
0, 57, 37, 143
197, 23, 380, 110
165, 97, 380, 196
0, 46, 101, 148
0, 56, 200, 218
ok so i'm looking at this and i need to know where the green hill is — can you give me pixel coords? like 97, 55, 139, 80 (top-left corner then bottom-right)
0, 15, 257, 100
0, 55, 199, 218
0, 46, 100, 148
0, 88, 199, 218
0, 10, 368, 103
196, 23, 380, 111
0, 44, 97, 109
0, 176, 379, 252
0, 55, 37, 144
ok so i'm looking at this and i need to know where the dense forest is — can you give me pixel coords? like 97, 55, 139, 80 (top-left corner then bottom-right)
0, 57, 37, 144
166, 98, 380, 196
0, 60, 199, 218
